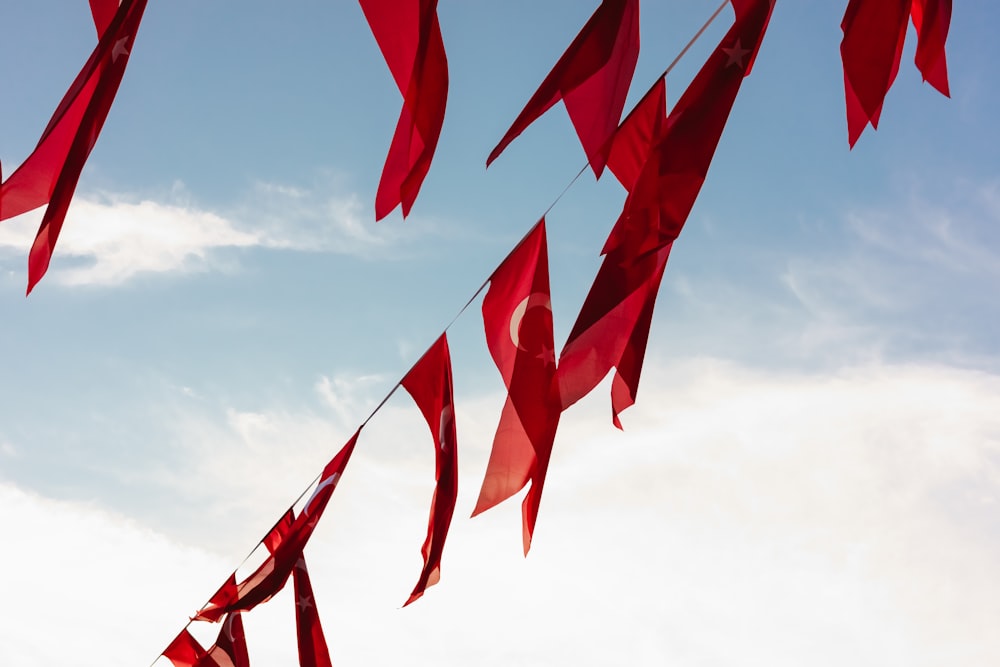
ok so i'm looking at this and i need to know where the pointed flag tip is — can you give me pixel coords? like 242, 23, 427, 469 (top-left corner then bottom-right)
485, 146, 502, 169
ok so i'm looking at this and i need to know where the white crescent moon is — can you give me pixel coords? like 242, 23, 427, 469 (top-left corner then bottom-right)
223, 613, 237, 642
304, 472, 340, 515
509, 292, 552, 350
438, 403, 454, 449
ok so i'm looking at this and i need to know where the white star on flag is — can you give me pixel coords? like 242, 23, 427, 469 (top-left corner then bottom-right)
112, 36, 131, 62
722, 38, 751, 69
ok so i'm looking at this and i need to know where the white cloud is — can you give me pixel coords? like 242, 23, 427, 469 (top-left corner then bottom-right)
19, 356, 991, 667
845, 180, 1000, 277
315, 372, 391, 426
0, 179, 420, 287
0, 483, 226, 667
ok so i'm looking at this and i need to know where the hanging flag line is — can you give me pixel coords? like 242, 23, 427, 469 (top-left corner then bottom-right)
154, 0, 956, 658
153, 4, 739, 663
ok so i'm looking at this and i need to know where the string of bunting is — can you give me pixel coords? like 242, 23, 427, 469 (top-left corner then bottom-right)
0, 1, 952, 665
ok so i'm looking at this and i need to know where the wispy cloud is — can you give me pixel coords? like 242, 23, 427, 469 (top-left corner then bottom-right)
844, 179, 1000, 277
0, 178, 423, 287
658, 177, 1000, 367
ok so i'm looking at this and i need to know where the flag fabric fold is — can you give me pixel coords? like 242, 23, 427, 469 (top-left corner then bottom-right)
194, 430, 360, 621
210, 613, 252, 667
0, 0, 147, 293
161, 612, 249, 667
474, 219, 561, 553
910, 0, 951, 96
840, 0, 951, 147
359, 0, 448, 220
840, 0, 909, 147
487, 0, 640, 177
559, 0, 775, 427
400, 334, 459, 605
89, 0, 120, 37
605, 78, 666, 194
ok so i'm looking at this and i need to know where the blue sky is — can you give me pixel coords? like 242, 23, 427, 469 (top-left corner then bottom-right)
1, 1, 999, 665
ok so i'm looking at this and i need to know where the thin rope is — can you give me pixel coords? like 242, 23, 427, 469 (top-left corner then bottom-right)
659, 0, 729, 83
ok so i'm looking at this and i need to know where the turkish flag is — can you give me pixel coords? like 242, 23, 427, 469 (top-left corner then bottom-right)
840, 0, 909, 147
359, 0, 448, 220
0, 0, 147, 293
487, 0, 640, 178
162, 629, 208, 667
840, 0, 951, 147
474, 219, 561, 553
194, 431, 360, 621
605, 0, 775, 257
400, 334, 459, 605
560, 0, 775, 427
292, 558, 333, 667
910, 0, 951, 96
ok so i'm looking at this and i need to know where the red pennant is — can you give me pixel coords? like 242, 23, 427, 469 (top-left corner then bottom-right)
840, 0, 909, 147
292, 559, 333, 667
911, 0, 951, 96
605, 78, 666, 193
474, 220, 561, 553
487, 0, 640, 177
359, 0, 448, 220
0, 0, 148, 293
840, 0, 951, 147
400, 334, 459, 605
162, 629, 209, 667
560, 0, 775, 426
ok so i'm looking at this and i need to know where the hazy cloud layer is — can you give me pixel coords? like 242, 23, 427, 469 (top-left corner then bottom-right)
6, 357, 994, 666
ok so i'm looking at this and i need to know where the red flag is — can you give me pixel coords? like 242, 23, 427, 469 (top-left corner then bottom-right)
400, 334, 458, 605
487, 0, 640, 177
194, 431, 360, 621
292, 558, 333, 667
606, 0, 775, 257
473, 219, 561, 553
911, 0, 951, 96
0, 0, 147, 293
359, 0, 448, 220
840, 0, 951, 147
559, 0, 775, 427
840, 0, 909, 147
162, 629, 209, 667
